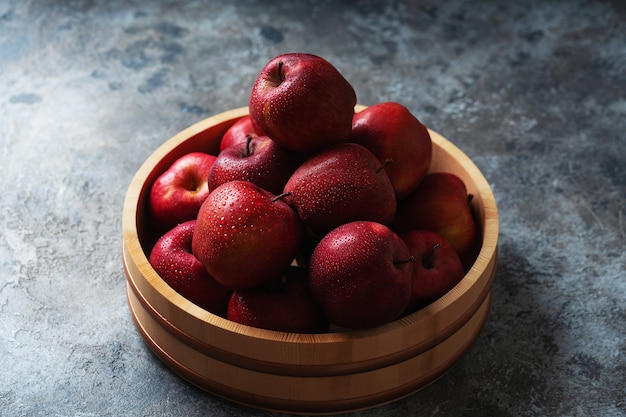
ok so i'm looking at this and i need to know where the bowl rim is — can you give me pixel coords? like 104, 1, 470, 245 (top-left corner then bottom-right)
122, 106, 499, 345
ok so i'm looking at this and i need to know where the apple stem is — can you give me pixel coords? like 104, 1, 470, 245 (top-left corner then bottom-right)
467, 194, 474, 205
375, 158, 393, 174
419, 244, 442, 269
245, 135, 253, 156
272, 192, 291, 202
394, 256, 416, 266
278, 61, 285, 82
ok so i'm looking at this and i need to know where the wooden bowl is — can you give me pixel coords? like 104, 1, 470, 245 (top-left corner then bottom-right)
122, 107, 499, 415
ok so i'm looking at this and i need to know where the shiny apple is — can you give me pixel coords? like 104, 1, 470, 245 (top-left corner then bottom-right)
283, 142, 396, 234
249, 53, 357, 153
351, 102, 432, 200
308, 221, 414, 330
148, 152, 216, 234
192, 180, 302, 290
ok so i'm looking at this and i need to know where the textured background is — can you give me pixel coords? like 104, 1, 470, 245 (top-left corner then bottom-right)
1, 1, 625, 416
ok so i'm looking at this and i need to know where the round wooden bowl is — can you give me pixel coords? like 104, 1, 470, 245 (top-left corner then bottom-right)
122, 106, 499, 415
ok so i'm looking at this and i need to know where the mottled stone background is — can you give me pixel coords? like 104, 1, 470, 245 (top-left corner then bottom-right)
1, 1, 624, 416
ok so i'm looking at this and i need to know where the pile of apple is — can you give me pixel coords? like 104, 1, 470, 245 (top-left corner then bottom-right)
147, 53, 479, 333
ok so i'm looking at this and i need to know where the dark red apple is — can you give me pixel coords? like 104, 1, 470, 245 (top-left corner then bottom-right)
351, 102, 432, 200
249, 53, 357, 153
392, 172, 479, 265
401, 230, 465, 313
148, 152, 216, 233
208, 135, 303, 195
219, 115, 259, 152
227, 266, 329, 333
149, 220, 232, 316
192, 180, 302, 290
283, 142, 396, 234
308, 221, 414, 330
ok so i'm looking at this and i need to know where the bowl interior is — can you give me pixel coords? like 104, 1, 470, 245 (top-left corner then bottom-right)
123, 106, 498, 349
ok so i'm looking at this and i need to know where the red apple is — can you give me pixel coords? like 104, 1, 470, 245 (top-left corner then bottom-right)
148, 152, 216, 233
308, 221, 414, 330
401, 230, 465, 313
227, 266, 329, 333
209, 135, 303, 195
219, 115, 259, 152
149, 221, 232, 316
350, 102, 432, 200
392, 172, 479, 265
283, 142, 397, 234
249, 53, 357, 153
192, 180, 302, 290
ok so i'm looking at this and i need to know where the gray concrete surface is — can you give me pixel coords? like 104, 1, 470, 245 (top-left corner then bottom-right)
1, 1, 625, 416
